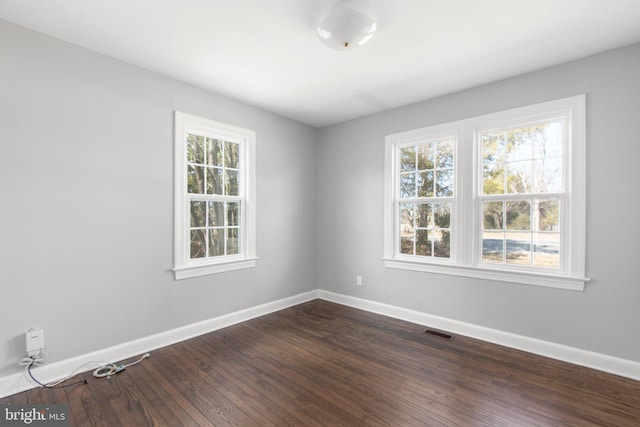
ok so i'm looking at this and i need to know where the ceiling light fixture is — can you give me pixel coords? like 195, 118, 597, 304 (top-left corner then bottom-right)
317, 1, 377, 51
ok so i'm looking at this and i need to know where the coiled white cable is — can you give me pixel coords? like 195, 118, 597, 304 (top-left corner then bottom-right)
93, 352, 151, 379
20, 351, 151, 387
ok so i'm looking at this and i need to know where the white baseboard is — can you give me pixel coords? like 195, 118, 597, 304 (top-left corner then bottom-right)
318, 290, 640, 381
0, 290, 319, 399
2, 288, 637, 398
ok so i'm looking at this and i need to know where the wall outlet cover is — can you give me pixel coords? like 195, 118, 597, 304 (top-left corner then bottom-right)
25, 329, 45, 355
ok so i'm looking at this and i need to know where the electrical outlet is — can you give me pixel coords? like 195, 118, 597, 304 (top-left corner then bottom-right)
356, 275, 362, 286
25, 329, 45, 356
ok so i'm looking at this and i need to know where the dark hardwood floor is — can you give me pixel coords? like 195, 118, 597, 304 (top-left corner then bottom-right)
2, 300, 639, 426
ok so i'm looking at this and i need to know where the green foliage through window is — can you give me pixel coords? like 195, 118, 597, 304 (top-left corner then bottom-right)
398, 137, 454, 259
480, 121, 563, 269
187, 133, 242, 259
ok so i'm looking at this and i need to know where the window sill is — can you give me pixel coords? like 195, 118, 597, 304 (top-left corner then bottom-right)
174, 257, 258, 280
383, 258, 590, 291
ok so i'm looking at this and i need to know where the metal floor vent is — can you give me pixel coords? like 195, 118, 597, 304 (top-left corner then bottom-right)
423, 328, 455, 341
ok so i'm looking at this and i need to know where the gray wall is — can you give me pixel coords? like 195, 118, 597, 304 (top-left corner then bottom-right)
317, 43, 640, 362
0, 20, 317, 376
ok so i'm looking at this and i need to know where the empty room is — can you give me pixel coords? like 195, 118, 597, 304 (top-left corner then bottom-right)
1, 0, 639, 425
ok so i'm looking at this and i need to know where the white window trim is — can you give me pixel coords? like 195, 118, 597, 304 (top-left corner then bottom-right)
174, 111, 257, 280
384, 95, 590, 291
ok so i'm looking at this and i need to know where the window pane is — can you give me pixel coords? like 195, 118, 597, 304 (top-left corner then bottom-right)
506, 161, 532, 193
417, 171, 434, 197
190, 201, 206, 227
433, 203, 451, 228
416, 229, 431, 256
207, 167, 223, 195
400, 227, 414, 255
436, 169, 453, 197
225, 170, 239, 196
506, 128, 533, 162
208, 201, 224, 226
483, 201, 503, 229
417, 144, 434, 170
227, 228, 240, 254
534, 157, 563, 193
400, 203, 415, 227
433, 230, 450, 258
436, 140, 454, 168
482, 231, 504, 262
417, 203, 431, 228
225, 141, 240, 169
482, 132, 506, 164
207, 138, 223, 167
400, 173, 416, 198
401, 146, 415, 171
533, 232, 560, 268
208, 229, 224, 257
483, 164, 504, 194
187, 134, 205, 164
506, 200, 531, 231
190, 229, 206, 259
506, 232, 531, 265
537, 199, 559, 231
227, 202, 240, 226
533, 122, 563, 158
188, 165, 204, 194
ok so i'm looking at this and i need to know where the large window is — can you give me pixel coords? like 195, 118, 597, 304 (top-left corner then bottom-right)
479, 121, 563, 268
384, 96, 588, 290
174, 112, 256, 280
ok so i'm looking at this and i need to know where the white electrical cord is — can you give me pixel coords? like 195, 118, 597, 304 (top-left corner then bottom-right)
20, 351, 151, 387
20, 355, 46, 367
44, 361, 109, 387
92, 352, 151, 379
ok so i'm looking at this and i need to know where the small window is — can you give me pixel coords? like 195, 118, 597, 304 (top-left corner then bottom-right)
397, 134, 458, 260
384, 95, 589, 290
174, 112, 256, 280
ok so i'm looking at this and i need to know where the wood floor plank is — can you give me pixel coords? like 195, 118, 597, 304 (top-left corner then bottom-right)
216, 323, 385, 426
201, 329, 353, 426
2, 299, 639, 426
178, 336, 298, 426
131, 359, 203, 427
236, 319, 459, 426
141, 348, 232, 426
249, 308, 507, 426
136, 353, 213, 426
161, 344, 260, 426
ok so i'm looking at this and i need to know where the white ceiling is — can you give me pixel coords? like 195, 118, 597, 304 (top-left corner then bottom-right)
2, 0, 640, 127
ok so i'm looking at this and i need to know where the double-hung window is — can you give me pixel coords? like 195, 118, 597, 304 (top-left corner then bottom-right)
384, 95, 589, 290
174, 112, 256, 280
391, 123, 463, 262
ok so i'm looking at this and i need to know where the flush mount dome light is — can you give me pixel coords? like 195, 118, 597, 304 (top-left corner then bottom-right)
317, 2, 377, 50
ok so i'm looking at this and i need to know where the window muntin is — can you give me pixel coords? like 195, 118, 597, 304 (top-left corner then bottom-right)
174, 112, 256, 280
